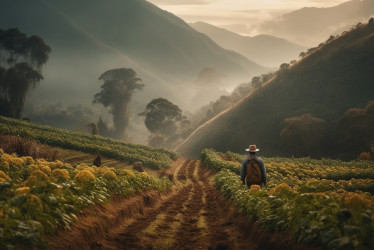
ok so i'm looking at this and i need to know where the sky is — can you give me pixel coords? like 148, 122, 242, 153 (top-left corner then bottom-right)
147, 0, 350, 35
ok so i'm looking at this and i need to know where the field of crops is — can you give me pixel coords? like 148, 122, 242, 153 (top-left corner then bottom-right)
0, 149, 172, 248
201, 149, 374, 249
0, 116, 179, 169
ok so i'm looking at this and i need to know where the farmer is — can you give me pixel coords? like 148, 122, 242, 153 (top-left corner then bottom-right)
240, 145, 267, 188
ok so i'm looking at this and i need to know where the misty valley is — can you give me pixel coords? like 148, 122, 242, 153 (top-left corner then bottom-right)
0, 0, 374, 249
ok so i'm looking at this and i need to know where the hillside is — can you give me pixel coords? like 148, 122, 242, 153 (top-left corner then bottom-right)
176, 21, 374, 160
0, 117, 373, 249
0, 0, 267, 112
259, 0, 374, 46
190, 22, 307, 68
0, 115, 178, 169
0, 117, 308, 250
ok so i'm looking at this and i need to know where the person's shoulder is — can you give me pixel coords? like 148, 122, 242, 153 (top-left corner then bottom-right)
255, 157, 264, 163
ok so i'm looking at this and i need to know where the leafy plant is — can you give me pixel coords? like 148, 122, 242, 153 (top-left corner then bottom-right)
203, 149, 374, 249
0, 150, 172, 248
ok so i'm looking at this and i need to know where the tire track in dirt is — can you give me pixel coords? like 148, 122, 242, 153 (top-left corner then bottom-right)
97, 158, 193, 249
46, 158, 311, 250
101, 159, 253, 249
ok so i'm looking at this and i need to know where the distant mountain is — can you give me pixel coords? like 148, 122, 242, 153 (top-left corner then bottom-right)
0, 0, 270, 143
176, 20, 374, 160
0, 0, 268, 112
190, 22, 307, 68
259, 0, 374, 46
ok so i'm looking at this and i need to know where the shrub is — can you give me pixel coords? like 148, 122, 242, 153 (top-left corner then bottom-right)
16, 187, 30, 195
52, 169, 70, 182
74, 170, 96, 183
102, 170, 117, 180
0, 170, 11, 181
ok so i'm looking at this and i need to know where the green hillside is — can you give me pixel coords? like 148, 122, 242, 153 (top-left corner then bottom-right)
0, 116, 178, 169
176, 21, 374, 160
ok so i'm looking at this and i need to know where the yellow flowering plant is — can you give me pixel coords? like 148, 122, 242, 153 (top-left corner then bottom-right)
52, 169, 70, 182
74, 170, 96, 183
204, 149, 374, 249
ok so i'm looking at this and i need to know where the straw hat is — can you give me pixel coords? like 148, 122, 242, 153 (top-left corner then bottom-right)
245, 144, 259, 152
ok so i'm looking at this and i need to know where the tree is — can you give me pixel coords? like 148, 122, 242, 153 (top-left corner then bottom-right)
251, 76, 262, 88
280, 114, 326, 157
88, 122, 99, 135
93, 68, 144, 139
195, 67, 225, 87
336, 101, 374, 157
140, 98, 183, 137
0, 28, 51, 118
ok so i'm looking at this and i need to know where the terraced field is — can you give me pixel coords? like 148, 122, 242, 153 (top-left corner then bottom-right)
45, 158, 297, 249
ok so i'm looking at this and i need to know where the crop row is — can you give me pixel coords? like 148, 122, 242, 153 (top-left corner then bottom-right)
201, 149, 374, 249
201, 149, 374, 193
0, 116, 179, 169
0, 149, 172, 248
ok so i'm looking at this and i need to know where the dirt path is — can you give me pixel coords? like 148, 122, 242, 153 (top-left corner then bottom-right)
46, 158, 302, 250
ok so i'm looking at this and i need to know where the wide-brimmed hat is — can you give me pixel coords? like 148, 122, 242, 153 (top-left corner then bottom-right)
245, 144, 259, 152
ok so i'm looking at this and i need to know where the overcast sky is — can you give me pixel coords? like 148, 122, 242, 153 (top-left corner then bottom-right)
147, 0, 350, 35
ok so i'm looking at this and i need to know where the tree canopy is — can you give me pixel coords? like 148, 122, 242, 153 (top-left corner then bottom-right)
0, 28, 51, 118
141, 98, 182, 137
93, 68, 144, 139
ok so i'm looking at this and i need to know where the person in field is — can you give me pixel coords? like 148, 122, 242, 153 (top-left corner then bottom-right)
241, 145, 267, 188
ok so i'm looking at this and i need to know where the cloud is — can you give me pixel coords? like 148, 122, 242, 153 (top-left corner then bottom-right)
148, 0, 214, 5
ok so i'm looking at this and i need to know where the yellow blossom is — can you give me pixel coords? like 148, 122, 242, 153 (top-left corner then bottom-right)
36, 158, 47, 164
0, 170, 11, 181
47, 162, 58, 170
89, 166, 98, 174
21, 156, 34, 165
249, 185, 262, 193
140, 172, 149, 179
16, 187, 30, 195
40, 165, 52, 176
98, 166, 111, 175
52, 169, 70, 181
344, 193, 373, 208
26, 194, 43, 211
75, 163, 89, 170
0, 148, 3, 154
74, 170, 96, 183
54, 160, 63, 165
23, 170, 49, 187
23, 176, 38, 187
269, 183, 293, 196
10, 157, 24, 168
30, 170, 48, 180
64, 163, 73, 169
122, 169, 135, 178
28, 164, 38, 172
1, 153, 12, 161
0, 159, 9, 171
102, 170, 117, 180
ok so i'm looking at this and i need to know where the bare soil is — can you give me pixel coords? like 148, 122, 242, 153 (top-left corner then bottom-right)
45, 157, 311, 250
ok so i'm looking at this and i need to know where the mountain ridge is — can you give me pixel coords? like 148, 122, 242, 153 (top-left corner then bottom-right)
0, 0, 268, 111
258, 0, 374, 46
176, 20, 374, 160
190, 21, 307, 67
